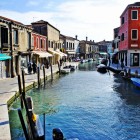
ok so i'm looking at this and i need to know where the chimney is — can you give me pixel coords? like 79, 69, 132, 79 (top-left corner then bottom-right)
93, 40, 94, 42
75, 35, 78, 40
86, 36, 88, 41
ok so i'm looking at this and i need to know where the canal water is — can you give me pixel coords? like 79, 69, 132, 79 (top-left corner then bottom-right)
9, 62, 140, 140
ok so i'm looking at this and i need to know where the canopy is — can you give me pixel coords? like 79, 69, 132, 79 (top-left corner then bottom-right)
32, 51, 52, 58
56, 50, 67, 57
48, 49, 64, 57
0, 53, 11, 61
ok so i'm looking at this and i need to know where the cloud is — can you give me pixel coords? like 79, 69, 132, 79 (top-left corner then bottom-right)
0, 0, 138, 41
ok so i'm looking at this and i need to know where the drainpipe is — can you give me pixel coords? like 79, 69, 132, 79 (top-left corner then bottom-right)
9, 22, 14, 78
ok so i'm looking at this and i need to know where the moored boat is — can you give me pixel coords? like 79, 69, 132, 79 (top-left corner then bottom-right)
96, 64, 107, 73
131, 78, 140, 88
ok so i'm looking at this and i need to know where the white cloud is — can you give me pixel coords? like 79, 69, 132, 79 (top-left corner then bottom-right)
0, 0, 138, 41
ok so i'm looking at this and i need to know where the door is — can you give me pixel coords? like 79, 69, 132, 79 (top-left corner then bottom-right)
133, 53, 139, 66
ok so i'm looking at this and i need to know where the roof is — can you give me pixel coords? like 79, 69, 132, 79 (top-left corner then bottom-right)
80, 40, 97, 45
0, 16, 23, 25
120, 2, 140, 17
62, 35, 75, 41
0, 16, 32, 29
31, 20, 60, 32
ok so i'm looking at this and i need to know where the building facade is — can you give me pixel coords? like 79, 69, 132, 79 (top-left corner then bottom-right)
118, 2, 140, 67
31, 20, 61, 64
0, 16, 32, 78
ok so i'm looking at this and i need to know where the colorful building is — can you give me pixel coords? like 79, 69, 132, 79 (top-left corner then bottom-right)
118, 2, 140, 67
32, 32, 52, 68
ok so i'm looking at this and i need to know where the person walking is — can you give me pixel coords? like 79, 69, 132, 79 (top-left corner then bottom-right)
121, 59, 124, 70
32, 62, 37, 74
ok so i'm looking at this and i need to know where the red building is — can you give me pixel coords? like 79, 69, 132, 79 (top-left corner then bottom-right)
118, 2, 140, 67
32, 32, 52, 67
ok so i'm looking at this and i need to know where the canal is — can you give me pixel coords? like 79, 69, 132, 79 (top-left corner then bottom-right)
9, 62, 140, 140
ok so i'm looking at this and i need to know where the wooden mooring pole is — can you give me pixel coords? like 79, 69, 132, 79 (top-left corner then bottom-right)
50, 63, 53, 80
57, 61, 61, 75
22, 94, 37, 140
37, 67, 40, 87
18, 75, 23, 109
18, 109, 29, 140
22, 70, 25, 97
43, 66, 46, 85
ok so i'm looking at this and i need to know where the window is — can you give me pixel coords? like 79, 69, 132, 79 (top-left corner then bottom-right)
131, 29, 138, 40
131, 10, 138, 20
36, 38, 39, 48
121, 17, 125, 25
1, 27, 8, 48
40, 39, 43, 48
121, 33, 124, 41
44, 40, 46, 50
32, 36, 34, 47
14, 30, 18, 45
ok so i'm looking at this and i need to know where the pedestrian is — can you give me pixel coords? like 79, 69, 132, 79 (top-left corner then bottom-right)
27, 62, 32, 74
121, 59, 124, 70
32, 62, 37, 74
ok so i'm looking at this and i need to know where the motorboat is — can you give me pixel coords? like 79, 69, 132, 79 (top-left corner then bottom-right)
131, 78, 140, 88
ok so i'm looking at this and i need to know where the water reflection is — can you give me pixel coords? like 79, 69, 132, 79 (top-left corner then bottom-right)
78, 61, 97, 71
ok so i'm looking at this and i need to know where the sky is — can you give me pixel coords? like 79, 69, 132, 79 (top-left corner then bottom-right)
0, 0, 138, 42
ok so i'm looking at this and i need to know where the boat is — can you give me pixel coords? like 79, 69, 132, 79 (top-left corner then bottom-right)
61, 68, 71, 74
96, 64, 107, 73
131, 78, 140, 88
63, 65, 76, 71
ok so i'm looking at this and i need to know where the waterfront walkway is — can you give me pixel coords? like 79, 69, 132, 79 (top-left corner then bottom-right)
0, 64, 59, 140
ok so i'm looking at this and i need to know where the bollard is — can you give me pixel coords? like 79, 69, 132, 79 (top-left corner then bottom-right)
18, 109, 29, 140
57, 61, 61, 75
50, 63, 53, 80
37, 67, 40, 87
22, 94, 36, 140
43, 66, 46, 85
18, 75, 23, 109
22, 70, 25, 97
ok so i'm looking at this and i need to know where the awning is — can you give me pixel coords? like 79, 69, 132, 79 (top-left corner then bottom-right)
0, 53, 11, 61
48, 49, 63, 57
32, 51, 52, 58
56, 50, 67, 57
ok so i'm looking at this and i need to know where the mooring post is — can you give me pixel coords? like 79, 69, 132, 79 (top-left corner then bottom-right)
18, 109, 29, 140
22, 70, 25, 97
18, 75, 23, 109
22, 94, 37, 140
50, 63, 53, 80
37, 66, 40, 87
43, 65, 46, 85
57, 61, 61, 75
